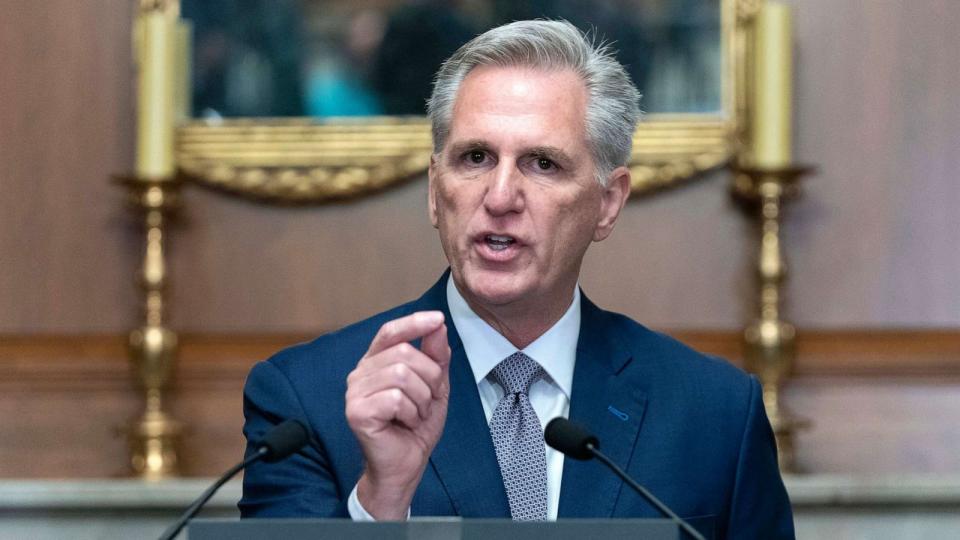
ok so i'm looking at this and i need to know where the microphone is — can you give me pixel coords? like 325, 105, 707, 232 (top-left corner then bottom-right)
545, 418, 706, 540
157, 419, 309, 540
258, 419, 310, 462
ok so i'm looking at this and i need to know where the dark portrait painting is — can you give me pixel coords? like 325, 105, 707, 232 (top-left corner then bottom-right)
182, 0, 721, 119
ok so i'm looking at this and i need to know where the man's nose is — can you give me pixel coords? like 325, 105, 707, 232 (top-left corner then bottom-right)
483, 163, 525, 216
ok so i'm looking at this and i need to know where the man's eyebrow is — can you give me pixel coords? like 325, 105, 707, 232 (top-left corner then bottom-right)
446, 139, 490, 155
527, 146, 575, 166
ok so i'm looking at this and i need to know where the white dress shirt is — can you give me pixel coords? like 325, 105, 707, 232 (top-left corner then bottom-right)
348, 275, 580, 520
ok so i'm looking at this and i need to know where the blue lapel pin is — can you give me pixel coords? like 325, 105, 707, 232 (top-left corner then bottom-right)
607, 405, 629, 421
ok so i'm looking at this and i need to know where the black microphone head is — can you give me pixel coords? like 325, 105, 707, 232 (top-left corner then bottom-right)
258, 419, 309, 462
544, 417, 598, 460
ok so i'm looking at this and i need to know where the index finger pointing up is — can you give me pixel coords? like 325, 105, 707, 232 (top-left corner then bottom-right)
366, 311, 446, 357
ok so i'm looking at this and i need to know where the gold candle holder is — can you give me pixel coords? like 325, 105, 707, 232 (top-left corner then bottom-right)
731, 164, 811, 473
116, 175, 184, 479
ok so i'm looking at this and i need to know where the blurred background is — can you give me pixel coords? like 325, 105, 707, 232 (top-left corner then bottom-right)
1, 0, 959, 538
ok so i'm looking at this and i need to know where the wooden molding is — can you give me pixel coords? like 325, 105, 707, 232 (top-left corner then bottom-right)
1, 329, 958, 478
3, 330, 959, 390
673, 329, 960, 378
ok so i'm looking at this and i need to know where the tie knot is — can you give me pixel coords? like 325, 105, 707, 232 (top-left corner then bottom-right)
491, 352, 544, 395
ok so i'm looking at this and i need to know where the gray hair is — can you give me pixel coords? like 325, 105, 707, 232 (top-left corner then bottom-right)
426, 19, 641, 186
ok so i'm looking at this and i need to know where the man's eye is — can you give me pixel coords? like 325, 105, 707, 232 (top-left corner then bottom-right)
536, 157, 555, 170
467, 151, 486, 164
527, 155, 559, 173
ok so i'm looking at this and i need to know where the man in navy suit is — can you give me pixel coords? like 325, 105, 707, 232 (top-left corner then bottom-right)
240, 20, 794, 539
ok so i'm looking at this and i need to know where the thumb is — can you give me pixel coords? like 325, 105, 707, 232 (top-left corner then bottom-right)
420, 320, 450, 375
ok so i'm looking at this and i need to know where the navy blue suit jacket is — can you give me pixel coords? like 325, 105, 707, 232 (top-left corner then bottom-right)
240, 274, 794, 539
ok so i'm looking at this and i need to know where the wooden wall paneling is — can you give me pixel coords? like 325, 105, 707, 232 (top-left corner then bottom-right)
0, 336, 134, 478
0, 0, 138, 334
3, 1, 960, 337
2, 330, 959, 478
785, 0, 960, 327
162, 0, 960, 331
1, 0, 960, 484
788, 377, 960, 474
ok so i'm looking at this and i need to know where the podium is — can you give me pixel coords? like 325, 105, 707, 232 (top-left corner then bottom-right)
188, 518, 694, 539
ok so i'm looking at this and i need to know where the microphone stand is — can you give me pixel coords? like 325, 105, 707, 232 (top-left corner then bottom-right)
157, 448, 267, 540
587, 444, 706, 540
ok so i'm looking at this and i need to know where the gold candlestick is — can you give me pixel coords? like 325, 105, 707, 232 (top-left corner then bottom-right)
732, 165, 811, 473
118, 0, 185, 479
116, 176, 184, 479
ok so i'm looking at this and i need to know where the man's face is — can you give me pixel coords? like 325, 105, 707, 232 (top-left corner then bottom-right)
428, 65, 629, 315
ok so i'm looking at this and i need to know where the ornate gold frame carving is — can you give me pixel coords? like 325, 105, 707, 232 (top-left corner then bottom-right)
176, 0, 759, 202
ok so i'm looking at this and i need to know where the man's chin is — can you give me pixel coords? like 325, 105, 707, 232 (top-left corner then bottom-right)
457, 273, 531, 308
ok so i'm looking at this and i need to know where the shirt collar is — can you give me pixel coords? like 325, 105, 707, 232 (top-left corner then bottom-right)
446, 275, 580, 398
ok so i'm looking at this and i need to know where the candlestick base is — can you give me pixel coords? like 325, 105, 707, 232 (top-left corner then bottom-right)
123, 406, 184, 480
114, 173, 184, 479
731, 163, 814, 473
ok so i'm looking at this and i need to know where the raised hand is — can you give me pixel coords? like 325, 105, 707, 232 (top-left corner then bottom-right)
345, 311, 451, 520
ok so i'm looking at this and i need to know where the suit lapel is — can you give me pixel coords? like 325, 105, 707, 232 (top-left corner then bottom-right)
417, 273, 511, 517
557, 294, 649, 518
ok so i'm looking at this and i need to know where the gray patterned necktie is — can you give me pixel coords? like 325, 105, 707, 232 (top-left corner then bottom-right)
489, 352, 548, 521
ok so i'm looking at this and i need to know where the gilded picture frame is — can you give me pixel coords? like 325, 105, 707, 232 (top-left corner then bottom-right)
171, 0, 762, 203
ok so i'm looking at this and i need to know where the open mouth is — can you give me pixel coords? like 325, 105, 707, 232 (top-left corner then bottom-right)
484, 234, 516, 252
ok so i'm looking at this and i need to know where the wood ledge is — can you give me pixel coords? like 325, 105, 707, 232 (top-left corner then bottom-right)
1, 329, 959, 391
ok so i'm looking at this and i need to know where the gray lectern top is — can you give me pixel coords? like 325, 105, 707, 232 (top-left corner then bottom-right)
188, 518, 687, 540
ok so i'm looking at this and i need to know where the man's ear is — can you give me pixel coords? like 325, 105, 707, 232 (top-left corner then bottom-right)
428, 154, 439, 229
593, 167, 631, 242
